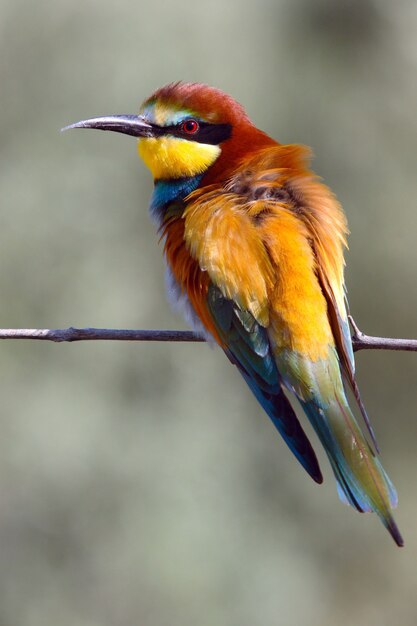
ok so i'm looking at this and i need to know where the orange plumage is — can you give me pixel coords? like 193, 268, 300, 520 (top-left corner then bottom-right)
67, 82, 403, 545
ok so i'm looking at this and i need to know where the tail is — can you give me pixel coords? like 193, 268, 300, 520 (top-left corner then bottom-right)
302, 395, 403, 546
276, 349, 403, 546
241, 371, 323, 484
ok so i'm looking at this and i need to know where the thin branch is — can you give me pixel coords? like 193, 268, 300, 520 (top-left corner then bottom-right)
348, 316, 417, 352
0, 328, 205, 343
0, 324, 415, 352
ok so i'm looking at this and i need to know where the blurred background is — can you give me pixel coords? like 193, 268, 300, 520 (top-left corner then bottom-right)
0, 0, 417, 624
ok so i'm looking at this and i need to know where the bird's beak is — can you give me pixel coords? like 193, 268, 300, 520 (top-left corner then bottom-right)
61, 114, 154, 138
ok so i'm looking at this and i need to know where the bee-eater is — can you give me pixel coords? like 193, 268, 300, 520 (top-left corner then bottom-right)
64, 82, 403, 545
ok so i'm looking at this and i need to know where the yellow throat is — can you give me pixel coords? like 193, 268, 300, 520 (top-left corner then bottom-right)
138, 136, 221, 180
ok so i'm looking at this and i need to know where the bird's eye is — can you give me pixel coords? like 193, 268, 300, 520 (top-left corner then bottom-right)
181, 119, 199, 134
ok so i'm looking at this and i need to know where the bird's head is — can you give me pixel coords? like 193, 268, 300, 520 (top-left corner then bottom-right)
63, 82, 275, 182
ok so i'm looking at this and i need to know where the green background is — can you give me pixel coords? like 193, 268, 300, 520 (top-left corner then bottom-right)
1, 0, 417, 624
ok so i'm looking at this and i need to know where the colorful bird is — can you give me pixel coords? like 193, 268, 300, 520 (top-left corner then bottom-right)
64, 82, 403, 545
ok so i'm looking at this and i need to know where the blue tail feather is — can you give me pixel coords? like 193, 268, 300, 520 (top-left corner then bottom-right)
242, 373, 323, 484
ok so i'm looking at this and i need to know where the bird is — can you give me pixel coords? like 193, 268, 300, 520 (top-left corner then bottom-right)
63, 82, 403, 546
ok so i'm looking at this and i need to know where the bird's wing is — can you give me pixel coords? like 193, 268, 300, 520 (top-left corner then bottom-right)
207, 284, 323, 483
181, 150, 397, 537
223, 144, 377, 449
182, 186, 322, 483
275, 152, 378, 450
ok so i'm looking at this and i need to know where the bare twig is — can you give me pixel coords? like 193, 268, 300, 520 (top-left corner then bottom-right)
348, 316, 417, 352
0, 323, 415, 352
0, 328, 205, 343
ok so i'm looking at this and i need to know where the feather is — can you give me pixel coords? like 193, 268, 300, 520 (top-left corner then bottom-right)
207, 285, 322, 483
276, 348, 403, 546
180, 157, 401, 543
141, 91, 401, 543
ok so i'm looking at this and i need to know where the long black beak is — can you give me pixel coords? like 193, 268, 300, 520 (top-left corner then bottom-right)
61, 114, 154, 138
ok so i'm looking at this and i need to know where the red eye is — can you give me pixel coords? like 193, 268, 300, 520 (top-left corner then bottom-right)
181, 119, 199, 134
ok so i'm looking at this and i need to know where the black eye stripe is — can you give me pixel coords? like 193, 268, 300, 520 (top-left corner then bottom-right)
152, 122, 232, 145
